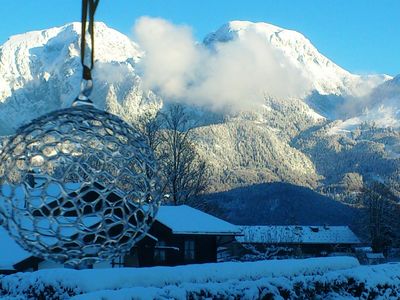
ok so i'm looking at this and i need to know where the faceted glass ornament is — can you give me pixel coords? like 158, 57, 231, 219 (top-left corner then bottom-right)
0, 106, 161, 266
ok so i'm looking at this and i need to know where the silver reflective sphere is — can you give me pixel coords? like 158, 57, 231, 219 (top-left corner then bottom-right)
0, 106, 161, 266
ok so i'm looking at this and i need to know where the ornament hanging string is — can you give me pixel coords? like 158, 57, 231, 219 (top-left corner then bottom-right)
74, 0, 100, 106
81, 0, 99, 80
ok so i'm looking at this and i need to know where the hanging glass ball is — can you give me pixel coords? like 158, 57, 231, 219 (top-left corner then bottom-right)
0, 106, 161, 266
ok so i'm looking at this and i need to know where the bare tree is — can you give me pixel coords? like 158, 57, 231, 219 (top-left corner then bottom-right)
359, 181, 399, 254
136, 104, 209, 205
158, 104, 209, 205
136, 110, 163, 152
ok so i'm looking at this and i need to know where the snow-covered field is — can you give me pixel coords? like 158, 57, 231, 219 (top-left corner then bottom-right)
1, 257, 399, 299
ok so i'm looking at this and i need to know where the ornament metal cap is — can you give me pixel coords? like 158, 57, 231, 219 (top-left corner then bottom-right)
72, 79, 94, 107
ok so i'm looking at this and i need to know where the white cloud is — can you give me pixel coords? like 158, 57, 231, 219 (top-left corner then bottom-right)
133, 17, 311, 112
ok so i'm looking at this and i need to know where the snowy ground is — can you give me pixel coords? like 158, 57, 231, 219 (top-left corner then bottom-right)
1, 257, 399, 299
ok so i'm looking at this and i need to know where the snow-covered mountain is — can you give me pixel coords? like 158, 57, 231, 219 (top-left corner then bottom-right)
205, 21, 390, 97
204, 21, 397, 128
0, 21, 398, 199
0, 21, 392, 132
0, 22, 160, 134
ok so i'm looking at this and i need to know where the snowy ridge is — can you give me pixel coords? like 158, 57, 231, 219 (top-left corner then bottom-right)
0, 22, 159, 134
0, 20, 392, 135
205, 21, 390, 96
0, 22, 142, 100
193, 120, 321, 190
327, 75, 400, 134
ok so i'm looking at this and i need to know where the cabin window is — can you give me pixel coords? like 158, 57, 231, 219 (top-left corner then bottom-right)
111, 256, 124, 268
154, 240, 166, 262
184, 239, 195, 261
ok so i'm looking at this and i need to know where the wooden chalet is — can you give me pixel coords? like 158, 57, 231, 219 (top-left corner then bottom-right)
133, 205, 240, 267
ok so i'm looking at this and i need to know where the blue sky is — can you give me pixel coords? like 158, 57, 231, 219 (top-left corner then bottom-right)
0, 0, 398, 76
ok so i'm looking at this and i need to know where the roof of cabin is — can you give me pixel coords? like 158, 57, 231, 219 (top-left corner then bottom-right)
156, 205, 240, 235
236, 225, 361, 245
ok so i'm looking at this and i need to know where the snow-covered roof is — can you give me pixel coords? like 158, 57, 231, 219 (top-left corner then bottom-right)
156, 205, 240, 235
236, 225, 361, 245
0, 227, 31, 270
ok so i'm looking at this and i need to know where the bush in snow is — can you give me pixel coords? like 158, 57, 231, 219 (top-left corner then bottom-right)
1, 258, 399, 299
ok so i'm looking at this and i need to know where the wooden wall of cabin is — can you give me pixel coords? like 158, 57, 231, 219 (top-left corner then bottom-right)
224, 242, 356, 261
134, 234, 218, 267
130, 221, 218, 267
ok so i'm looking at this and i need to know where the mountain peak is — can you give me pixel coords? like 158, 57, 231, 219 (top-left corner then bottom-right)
206, 20, 312, 46
0, 22, 150, 134
205, 20, 389, 97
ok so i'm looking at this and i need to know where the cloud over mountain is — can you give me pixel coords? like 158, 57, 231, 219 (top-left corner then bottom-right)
133, 17, 311, 112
